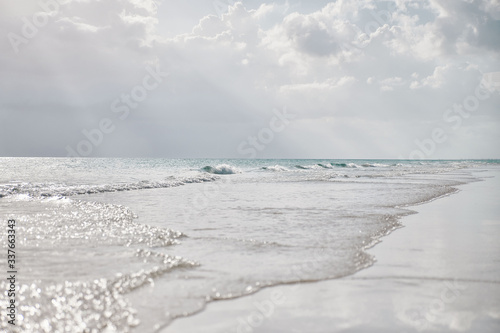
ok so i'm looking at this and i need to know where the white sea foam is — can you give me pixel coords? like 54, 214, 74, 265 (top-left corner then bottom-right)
361, 163, 390, 167
0, 174, 218, 199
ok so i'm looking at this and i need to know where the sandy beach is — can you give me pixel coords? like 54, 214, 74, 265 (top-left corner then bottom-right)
166, 168, 500, 333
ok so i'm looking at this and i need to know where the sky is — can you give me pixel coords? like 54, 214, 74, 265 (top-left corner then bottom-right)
0, 0, 499, 159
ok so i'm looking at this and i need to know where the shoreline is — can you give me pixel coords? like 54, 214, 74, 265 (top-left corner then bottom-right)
165, 168, 500, 333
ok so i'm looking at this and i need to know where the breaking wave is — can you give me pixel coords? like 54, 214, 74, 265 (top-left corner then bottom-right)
201, 164, 241, 175
262, 165, 290, 172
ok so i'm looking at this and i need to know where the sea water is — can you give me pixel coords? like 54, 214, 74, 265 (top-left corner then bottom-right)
0, 158, 497, 332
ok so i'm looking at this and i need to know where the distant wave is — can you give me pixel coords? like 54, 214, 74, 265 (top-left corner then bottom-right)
295, 164, 322, 170
262, 165, 289, 172
201, 164, 241, 175
295, 163, 362, 169
318, 163, 334, 169
0, 174, 218, 199
361, 163, 389, 168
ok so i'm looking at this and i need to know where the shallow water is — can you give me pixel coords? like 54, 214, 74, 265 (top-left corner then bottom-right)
0, 158, 496, 332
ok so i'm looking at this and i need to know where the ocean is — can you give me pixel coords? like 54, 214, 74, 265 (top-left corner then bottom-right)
0, 158, 497, 332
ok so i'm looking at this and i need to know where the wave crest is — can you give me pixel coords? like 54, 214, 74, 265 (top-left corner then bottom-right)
201, 164, 241, 175
262, 165, 289, 172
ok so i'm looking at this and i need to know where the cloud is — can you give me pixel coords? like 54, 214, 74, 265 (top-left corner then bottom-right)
0, 0, 499, 158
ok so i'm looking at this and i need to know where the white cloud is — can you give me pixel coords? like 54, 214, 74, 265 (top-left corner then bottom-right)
279, 76, 356, 94
379, 76, 406, 91
0, 0, 499, 158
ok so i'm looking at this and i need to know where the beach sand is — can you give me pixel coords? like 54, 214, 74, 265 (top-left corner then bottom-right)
165, 168, 500, 333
